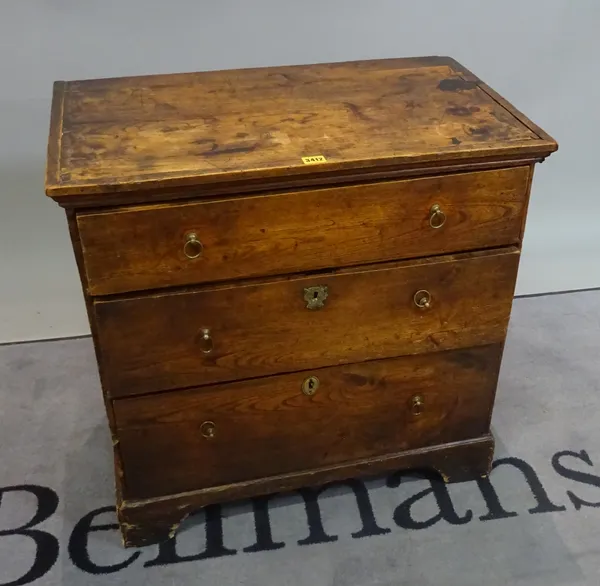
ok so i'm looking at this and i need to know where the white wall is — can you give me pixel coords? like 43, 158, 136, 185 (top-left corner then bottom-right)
1, 0, 597, 343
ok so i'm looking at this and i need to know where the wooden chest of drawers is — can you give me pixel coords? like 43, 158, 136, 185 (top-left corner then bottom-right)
45, 56, 557, 547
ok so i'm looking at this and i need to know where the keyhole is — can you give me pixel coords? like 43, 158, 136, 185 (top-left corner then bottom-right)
304, 285, 328, 310
302, 376, 320, 395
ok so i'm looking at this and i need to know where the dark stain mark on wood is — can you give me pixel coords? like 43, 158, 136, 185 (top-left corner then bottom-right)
405, 100, 423, 110
446, 105, 481, 116
299, 113, 318, 124
397, 78, 415, 93
110, 145, 128, 158
343, 373, 370, 387
466, 125, 493, 140
82, 141, 105, 151
281, 113, 317, 125
343, 102, 372, 122
203, 143, 260, 157
438, 78, 478, 92
447, 106, 471, 116
136, 155, 157, 171
156, 102, 177, 112
162, 126, 179, 133
192, 138, 217, 146
451, 137, 462, 145
449, 349, 486, 371
236, 132, 249, 138
270, 72, 294, 84
202, 116, 219, 125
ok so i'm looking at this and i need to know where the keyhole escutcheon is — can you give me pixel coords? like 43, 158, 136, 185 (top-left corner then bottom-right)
304, 285, 328, 310
302, 376, 320, 396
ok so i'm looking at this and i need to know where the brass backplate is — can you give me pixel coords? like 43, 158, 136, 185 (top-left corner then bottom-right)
304, 285, 328, 310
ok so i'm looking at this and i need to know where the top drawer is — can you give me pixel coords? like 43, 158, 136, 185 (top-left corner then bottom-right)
78, 166, 530, 296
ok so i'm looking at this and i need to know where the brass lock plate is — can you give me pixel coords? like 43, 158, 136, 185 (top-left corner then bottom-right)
304, 285, 328, 310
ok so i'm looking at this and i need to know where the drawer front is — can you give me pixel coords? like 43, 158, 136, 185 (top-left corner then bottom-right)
79, 166, 530, 296
95, 248, 519, 398
115, 345, 503, 499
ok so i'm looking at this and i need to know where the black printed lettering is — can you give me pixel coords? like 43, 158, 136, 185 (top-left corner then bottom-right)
144, 505, 236, 567
0, 485, 59, 586
478, 457, 566, 521
68, 506, 140, 574
552, 450, 600, 510
297, 480, 390, 546
243, 496, 285, 553
388, 470, 472, 529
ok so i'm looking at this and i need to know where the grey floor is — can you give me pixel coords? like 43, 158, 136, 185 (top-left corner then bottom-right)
1, 290, 600, 586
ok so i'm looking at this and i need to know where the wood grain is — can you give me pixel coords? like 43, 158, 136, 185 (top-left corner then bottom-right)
115, 344, 501, 499
117, 434, 495, 547
446, 57, 558, 146
45, 57, 556, 203
95, 248, 519, 397
78, 166, 530, 296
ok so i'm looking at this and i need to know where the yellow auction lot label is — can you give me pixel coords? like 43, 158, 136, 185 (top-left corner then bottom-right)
301, 155, 327, 164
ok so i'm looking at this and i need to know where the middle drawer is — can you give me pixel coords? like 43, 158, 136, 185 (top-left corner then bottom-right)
94, 247, 519, 398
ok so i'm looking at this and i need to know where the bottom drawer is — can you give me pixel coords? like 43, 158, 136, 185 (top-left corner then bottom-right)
115, 344, 503, 499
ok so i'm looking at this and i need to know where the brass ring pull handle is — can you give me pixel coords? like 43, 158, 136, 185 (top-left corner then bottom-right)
184, 232, 203, 259
411, 394, 424, 416
429, 204, 446, 229
200, 421, 216, 439
413, 289, 432, 309
198, 328, 214, 354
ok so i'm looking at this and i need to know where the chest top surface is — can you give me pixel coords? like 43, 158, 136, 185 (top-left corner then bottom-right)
46, 56, 556, 205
